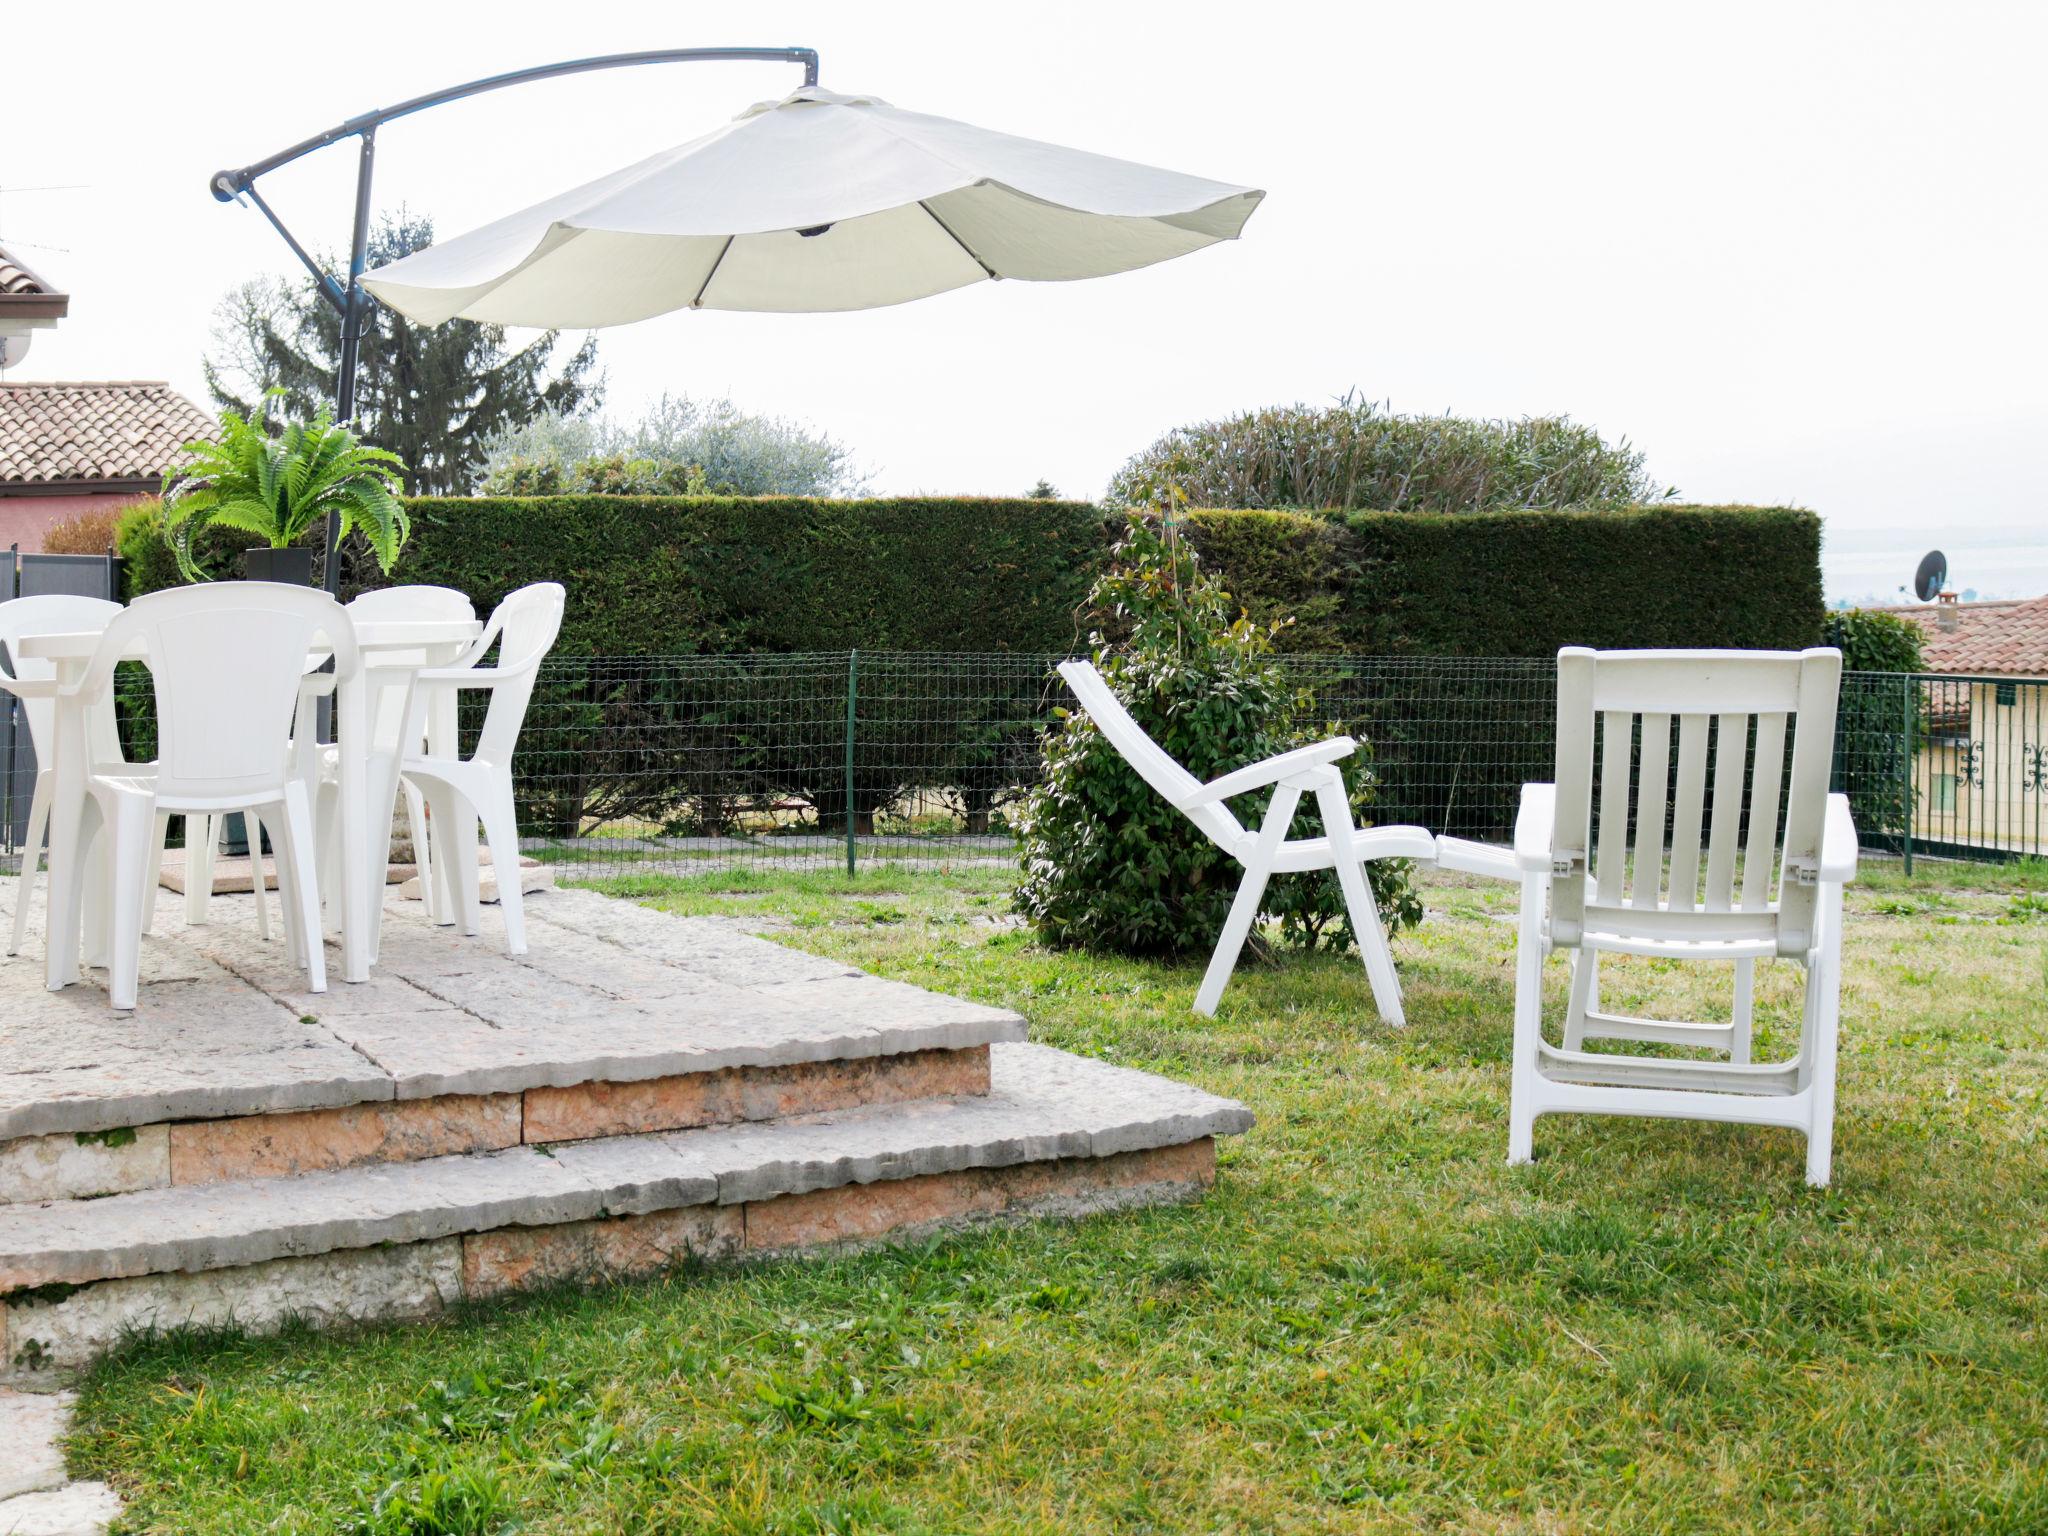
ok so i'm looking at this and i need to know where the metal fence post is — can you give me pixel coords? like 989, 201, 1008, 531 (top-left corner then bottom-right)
844, 649, 859, 877
1899, 673, 1914, 877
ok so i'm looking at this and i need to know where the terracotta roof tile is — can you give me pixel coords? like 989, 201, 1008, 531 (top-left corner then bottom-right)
1869, 595, 2048, 679
0, 244, 60, 299
0, 381, 216, 487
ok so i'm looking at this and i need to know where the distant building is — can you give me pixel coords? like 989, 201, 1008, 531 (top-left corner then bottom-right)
1871, 593, 2048, 853
0, 380, 215, 553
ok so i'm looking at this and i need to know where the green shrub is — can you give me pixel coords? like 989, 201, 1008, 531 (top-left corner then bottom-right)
1111, 393, 1670, 512
1823, 608, 1926, 673
1014, 513, 1417, 962
1825, 608, 1928, 843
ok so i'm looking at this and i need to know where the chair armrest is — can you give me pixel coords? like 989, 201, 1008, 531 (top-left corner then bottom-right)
0, 675, 56, 701
1513, 783, 1557, 873
409, 664, 522, 688
1177, 737, 1356, 808
1436, 835, 1521, 881
1821, 792, 1859, 883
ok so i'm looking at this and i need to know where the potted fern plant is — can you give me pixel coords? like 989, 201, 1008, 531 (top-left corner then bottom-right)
160, 390, 410, 585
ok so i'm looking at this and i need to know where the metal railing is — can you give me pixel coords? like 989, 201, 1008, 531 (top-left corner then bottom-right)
5, 655, 2043, 879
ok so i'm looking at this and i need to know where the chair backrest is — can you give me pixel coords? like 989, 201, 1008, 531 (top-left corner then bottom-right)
347, 585, 475, 625
1055, 660, 1245, 851
469, 583, 565, 768
0, 595, 124, 759
1548, 646, 1842, 958
348, 585, 478, 751
87, 584, 360, 804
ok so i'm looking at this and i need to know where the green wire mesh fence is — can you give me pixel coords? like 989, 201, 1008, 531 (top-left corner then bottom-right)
5, 655, 2044, 881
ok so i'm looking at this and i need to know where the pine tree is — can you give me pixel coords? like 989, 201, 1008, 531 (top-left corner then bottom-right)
203, 210, 602, 495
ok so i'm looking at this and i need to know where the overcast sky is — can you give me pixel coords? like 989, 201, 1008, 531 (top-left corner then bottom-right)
6, 1, 2043, 570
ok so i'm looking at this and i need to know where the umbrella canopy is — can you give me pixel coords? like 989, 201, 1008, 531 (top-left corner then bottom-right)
360, 87, 1263, 327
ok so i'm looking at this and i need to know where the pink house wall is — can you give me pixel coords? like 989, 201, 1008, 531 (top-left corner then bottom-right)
0, 491, 140, 555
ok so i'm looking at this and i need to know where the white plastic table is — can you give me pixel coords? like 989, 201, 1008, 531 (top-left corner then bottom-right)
17, 615, 482, 991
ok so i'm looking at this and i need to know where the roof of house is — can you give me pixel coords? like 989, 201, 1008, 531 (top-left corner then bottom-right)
0, 380, 215, 489
1871, 594, 2048, 679
0, 244, 69, 325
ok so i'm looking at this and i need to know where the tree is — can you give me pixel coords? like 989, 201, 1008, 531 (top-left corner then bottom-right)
479, 396, 867, 498
203, 210, 601, 495
1026, 478, 1061, 499
1110, 391, 1672, 512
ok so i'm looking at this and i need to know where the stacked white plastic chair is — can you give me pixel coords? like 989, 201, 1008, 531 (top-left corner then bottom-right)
1505, 646, 1857, 1185
1057, 660, 1437, 1020
398, 583, 564, 956
50, 585, 360, 1010
0, 595, 124, 956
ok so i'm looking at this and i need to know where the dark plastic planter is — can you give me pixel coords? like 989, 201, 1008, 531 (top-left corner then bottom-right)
242, 546, 314, 585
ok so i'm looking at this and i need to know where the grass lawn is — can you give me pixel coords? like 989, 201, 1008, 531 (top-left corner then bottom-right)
69, 857, 2048, 1534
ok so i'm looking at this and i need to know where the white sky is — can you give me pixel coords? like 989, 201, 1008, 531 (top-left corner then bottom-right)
6, 0, 2045, 557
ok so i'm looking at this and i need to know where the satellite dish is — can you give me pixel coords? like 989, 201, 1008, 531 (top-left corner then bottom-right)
0, 334, 29, 369
1913, 550, 1948, 603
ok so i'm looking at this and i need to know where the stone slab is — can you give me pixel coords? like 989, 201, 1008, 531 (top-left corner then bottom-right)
742, 1139, 1216, 1252
2, 1241, 462, 1385
461, 1206, 742, 1298
0, 1043, 1250, 1291
167, 1095, 522, 1185
0, 1128, 169, 1207
0, 1390, 72, 1501
0, 978, 391, 1143
0, 885, 1025, 1134
0, 1481, 122, 1535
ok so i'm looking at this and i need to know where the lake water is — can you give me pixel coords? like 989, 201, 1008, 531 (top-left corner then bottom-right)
1823, 523, 2048, 607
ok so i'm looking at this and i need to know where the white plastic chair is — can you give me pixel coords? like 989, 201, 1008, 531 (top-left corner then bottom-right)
313, 585, 478, 938
0, 596, 124, 955
51, 585, 360, 1009
397, 583, 563, 956
1056, 660, 1437, 1020
1505, 646, 1857, 1186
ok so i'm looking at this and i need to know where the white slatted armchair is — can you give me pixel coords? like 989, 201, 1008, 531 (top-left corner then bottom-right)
1506, 646, 1857, 1185
1056, 660, 1437, 1020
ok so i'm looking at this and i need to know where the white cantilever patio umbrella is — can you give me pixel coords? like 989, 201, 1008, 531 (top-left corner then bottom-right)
359, 86, 1263, 326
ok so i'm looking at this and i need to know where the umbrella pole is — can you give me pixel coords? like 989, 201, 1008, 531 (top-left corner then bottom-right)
208, 45, 825, 596
328, 127, 378, 596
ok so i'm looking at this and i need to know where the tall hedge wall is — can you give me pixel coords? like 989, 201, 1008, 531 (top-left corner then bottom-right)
124, 496, 1822, 657
1182, 504, 1826, 656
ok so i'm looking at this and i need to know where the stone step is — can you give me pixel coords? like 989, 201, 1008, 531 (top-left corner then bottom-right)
0, 1044, 1248, 1293
0, 887, 1027, 1155
0, 1044, 1251, 1380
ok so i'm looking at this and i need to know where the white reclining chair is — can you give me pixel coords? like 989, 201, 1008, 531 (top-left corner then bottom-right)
1506, 646, 1857, 1185
398, 583, 563, 956
0, 595, 124, 956
1057, 660, 1437, 1020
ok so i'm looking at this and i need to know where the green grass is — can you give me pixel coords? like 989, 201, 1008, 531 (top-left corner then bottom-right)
68, 858, 2048, 1533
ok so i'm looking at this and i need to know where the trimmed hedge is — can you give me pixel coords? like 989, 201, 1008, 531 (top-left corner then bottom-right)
124, 496, 1823, 657
1180, 504, 1824, 656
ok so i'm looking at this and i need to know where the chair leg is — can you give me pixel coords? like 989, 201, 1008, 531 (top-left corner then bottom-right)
250, 812, 277, 946
279, 785, 326, 994
1731, 957, 1756, 1065
8, 770, 49, 956
144, 811, 169, 933
184, 815, 215, 926
104, 797, 155, 1012
1315, 778, 1404, 1026
1507, 874, 1548, 1166
1194, 861, 1273, 1018
404, 780, 434, 926
1802, 887, 1843, 1187
422, 786, 483, 938
477, 783, 527, 956
1562, 946, 1598, 1051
